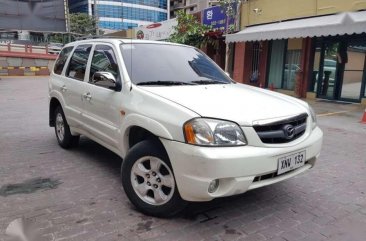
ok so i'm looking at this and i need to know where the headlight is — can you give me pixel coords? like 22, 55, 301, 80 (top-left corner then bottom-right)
183, 118, 247, 146
309, 106, 317, 129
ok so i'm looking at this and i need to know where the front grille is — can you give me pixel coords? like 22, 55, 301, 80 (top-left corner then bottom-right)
253, 113, 308, 144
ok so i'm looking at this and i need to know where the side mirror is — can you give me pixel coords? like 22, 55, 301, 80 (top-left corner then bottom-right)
92, 71, 117, 90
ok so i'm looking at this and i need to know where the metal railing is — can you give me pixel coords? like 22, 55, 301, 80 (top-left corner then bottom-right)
0, 43, 62, 55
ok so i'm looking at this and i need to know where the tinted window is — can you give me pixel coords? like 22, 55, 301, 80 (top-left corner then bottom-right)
120, 44, 232, 85
90, 45, 120, 81
66, 44, 92, 81
54, 47, 73, 75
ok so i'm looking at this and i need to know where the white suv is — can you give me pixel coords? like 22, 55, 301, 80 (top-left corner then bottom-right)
49, 39, 323, 217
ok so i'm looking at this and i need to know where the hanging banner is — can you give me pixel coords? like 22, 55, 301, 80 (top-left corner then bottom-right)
135, 18, 177, 41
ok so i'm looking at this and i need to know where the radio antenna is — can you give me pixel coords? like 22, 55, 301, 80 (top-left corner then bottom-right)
130, 27, 133, 91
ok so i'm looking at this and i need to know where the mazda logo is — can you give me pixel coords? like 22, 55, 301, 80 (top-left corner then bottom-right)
283, 124, 295, 139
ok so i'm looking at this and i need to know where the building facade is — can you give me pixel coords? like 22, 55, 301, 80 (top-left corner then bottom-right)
68, 0, 169, 31
170, 0, 219, 18
227, 0, 366, 104
0, 0, 67, 42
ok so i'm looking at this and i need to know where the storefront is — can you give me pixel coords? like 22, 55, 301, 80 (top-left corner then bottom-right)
227, 11, 366, 103
310, 35, 366, 102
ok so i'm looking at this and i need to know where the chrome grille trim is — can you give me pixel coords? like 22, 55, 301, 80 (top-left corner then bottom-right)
253, 113, 308, 144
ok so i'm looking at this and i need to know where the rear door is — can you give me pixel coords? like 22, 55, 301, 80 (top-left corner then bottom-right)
62, 44, 92, 128
82, 44, 123, 148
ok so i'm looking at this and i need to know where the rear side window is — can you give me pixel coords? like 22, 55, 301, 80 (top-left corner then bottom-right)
53, 47, 73, 75
66, 44, 92, 81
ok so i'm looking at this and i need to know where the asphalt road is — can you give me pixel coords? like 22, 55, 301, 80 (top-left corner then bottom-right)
0, 76, 366, 241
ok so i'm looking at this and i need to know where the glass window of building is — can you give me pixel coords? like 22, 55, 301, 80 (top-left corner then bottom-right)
268, 39, 302, 90
310, 43, 322, 93
68, 0, 168, 31
284, 39, 302, 90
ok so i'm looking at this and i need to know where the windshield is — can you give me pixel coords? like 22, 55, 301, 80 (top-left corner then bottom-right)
120, 43, 233, 86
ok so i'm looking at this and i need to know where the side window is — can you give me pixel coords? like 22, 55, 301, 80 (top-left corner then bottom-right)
66, 44, 92, 81
89, 45, 120, 82
54, 47, 73, 75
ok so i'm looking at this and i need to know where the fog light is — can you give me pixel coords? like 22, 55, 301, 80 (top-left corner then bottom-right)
208, 179, 219, 193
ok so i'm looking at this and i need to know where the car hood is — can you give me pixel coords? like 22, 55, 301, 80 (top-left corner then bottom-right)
140, 83, 309, 126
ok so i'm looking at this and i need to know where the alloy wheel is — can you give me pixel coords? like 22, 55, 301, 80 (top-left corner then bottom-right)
55, 113, 65, 142
131, 156, 175, 205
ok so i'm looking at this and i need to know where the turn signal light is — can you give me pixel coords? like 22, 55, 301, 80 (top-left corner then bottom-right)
184, 123, 196, 144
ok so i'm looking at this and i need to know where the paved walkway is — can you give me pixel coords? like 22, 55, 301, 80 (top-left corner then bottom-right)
0, 77, 365, 241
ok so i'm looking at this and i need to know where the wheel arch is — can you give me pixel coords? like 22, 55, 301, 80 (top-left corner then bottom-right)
120, 114, 174, 157
49, 97, 62, 127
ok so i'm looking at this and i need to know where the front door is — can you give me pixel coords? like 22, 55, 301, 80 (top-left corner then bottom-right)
316, 41, 339, 100
82, 44, 123, 149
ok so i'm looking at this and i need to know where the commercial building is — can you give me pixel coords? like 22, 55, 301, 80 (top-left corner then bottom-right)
227, 0, 366, 104
0, 0, 67, 42
68, 0, 169, 31
170, 0, 219, 18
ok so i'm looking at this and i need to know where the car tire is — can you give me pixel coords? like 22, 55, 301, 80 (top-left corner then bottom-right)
121, 139, 187, 217
54, 106, 79, 149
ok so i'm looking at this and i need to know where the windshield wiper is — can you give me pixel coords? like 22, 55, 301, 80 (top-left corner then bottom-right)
191, 79, 229, 85
136, 80, 197, 86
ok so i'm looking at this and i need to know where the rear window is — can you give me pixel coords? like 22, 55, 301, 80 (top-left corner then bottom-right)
53, 46, 73, 75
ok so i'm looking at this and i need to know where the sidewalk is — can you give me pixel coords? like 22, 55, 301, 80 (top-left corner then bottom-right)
307, 99, 364, 116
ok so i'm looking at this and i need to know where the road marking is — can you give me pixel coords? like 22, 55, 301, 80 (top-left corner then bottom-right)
317, 111, 350, 117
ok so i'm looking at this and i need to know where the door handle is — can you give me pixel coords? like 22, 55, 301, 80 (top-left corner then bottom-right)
83, 92, 92, 101
61, 85, 67, 92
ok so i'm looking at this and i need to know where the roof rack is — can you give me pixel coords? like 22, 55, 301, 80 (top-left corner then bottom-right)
75, 35, 127, 40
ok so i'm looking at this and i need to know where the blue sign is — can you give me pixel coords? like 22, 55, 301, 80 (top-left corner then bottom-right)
202, 6, 235, 32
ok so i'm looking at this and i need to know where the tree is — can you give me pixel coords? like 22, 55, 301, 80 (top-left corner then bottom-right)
69, 13, 101, 36
48, 33, 64, 43
168, 11, 212, 48
219, 0, 244, 72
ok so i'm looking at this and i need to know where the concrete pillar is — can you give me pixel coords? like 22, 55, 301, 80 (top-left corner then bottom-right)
233, 42, 252, 84
233, 42, 246, 83
300, 37, 313, 98
258, 41, 269, 87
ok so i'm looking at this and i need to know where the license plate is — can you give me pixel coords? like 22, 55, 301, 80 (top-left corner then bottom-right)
277, 150, 306, 175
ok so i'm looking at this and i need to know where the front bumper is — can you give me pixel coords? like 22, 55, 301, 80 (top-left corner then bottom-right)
161, 126, 323, 202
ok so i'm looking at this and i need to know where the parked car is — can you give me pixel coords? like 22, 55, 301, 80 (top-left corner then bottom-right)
314, 58, 337, 93
47, 42, 63, 55
49, 39, 323, 217
323, 59, 337, 81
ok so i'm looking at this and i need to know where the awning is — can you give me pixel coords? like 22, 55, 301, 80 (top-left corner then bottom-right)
226, 11, 366, 43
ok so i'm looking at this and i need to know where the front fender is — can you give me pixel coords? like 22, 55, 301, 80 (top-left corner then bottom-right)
119, 113, 174, 158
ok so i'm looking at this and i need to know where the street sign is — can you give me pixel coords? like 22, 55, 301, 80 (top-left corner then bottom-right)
202, 6, 234, 32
